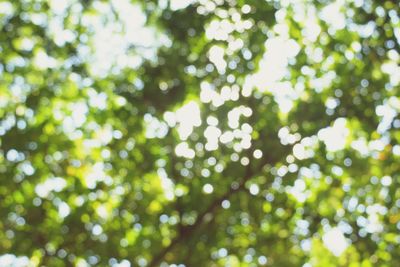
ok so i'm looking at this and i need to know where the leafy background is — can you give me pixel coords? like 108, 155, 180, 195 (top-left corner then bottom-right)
0, 0, 400, 266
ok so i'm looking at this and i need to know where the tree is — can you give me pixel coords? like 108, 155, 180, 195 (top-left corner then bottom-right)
0, 0, 399, 266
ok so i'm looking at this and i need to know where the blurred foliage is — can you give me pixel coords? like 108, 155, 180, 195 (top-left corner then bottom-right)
0, 0, 400, 266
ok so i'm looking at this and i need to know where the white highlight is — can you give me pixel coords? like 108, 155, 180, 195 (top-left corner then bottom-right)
246, 37, 300, 113
175, 101, 202, 140
35, 177, 67, 198
318, 118, 348, 152
0, 254, 31, 267
322, 227, 349, 256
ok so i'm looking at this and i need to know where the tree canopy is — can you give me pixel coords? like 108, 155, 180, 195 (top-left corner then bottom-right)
1, 0, 400, 266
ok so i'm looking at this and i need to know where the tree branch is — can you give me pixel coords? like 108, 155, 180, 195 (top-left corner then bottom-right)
148, 153, 270, 267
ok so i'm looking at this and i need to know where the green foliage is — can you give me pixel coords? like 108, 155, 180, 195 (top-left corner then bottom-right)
1, 0, 400, 266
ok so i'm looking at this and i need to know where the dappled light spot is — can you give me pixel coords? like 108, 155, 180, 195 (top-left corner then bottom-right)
80, 0, 169, 77
175, 101, 202, 140
221, 199, 230, 209
247, 36, 301, 113
35, 177, 67, 198
92, 224, 103, 236
292, 136, 317, 160
253, 149, 262, 159
0, 254, 30, 267
175, 142, 195, 159
58, 201, 71, 219
208, 45, 227, 74
317, 118, 349, 152
157, 168, 175, 200
319, 0, 346, 32
203, 183, 214, 194
249, 184, 259, 195
287, 178, 309, 203
322, 227, 349, 257
144, 114, 168, 139
33, 50, 57, 69
170, 0, 196, 11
